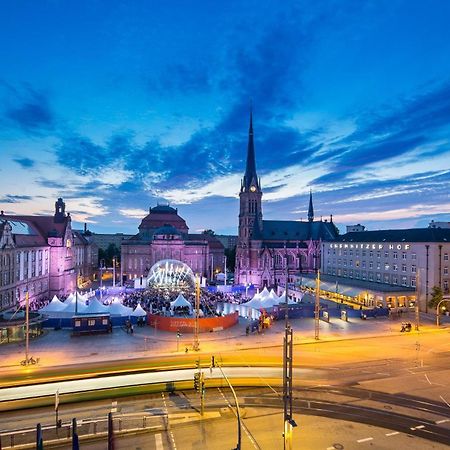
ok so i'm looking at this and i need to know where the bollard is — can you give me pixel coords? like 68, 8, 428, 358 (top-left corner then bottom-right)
143, 416, 146, 428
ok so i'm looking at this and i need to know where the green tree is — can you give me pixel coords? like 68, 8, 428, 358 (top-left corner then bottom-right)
428, 285, 443, 309
202, 229, 215, 236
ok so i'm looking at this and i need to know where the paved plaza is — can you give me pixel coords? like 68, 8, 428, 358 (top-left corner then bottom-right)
0, 310, 448, 372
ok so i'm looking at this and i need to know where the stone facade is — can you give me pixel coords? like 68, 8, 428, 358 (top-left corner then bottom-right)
235, 113, 339, 288
121, 205, 225, 281
0, 198, 97, 311
322, 228, 450, 311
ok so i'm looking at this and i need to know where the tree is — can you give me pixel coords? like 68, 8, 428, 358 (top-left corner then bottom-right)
98, 243, 120, 267
202, 229, 215, 236
225, 246, 236, 272
428, 285, 443, 309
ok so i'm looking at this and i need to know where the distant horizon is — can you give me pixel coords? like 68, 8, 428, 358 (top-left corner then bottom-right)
1, 1, 449, 234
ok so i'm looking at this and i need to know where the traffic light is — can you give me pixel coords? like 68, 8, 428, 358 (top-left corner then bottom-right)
194, 372, 200, 391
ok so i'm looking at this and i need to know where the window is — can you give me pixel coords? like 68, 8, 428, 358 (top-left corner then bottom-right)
401, 276, 407, 286
393, 276, 398, 285
393, 252, 398, 259
384, 251, 389, 258
411, 265, 416, 273
362, 261, 366, 268
88, 319, 96, 326
369, 251, 373, 258
411, 277, 416, 287
369, 262, 373, 269
393, 264, 398, 271
402, 264, 407, 272
402, 252, 407, 260
412, 253, 417, 260
377, 251, 381, 258
444, 267, 449, 275
376, 272, 381, 281
349, 259, 353, 267
443, 253, 449, 261
376, 262, 381, 270
362, 250, 366, 257
75, 320, 81, 327
385, 263, 390, 270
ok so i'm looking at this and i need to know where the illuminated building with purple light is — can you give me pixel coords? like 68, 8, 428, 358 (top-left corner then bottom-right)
0, 198, 97, 311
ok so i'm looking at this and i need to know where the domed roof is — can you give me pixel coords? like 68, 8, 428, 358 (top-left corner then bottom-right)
150, 205, 178, 214
138, 204, 189, 234
153, 224, 182, 236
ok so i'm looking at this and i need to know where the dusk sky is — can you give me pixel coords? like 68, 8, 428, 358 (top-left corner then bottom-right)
1, 0, 450, 235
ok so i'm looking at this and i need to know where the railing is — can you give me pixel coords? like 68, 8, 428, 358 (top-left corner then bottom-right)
0, 412, 167, 449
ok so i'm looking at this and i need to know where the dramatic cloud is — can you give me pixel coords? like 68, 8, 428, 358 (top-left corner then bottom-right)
3, 87, 54, 134
13, 157, 35, 168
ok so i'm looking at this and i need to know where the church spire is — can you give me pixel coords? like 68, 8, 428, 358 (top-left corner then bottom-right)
308, 190, 314, 222
242, 109, 259, 192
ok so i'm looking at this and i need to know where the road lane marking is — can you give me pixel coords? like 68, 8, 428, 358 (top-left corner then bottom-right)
436, 419, 450, 424
357, 437, 373, 443
440, 395, 450, 408
410, 425, 425, 430
155, 433, 163, 450
385, 432, 399, 436
161, 393, 177, 450
424, 374, 432, 385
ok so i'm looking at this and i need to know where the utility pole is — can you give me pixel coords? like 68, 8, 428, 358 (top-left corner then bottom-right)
193, 274, 200, 351
112, 257, 116, 288
224, 255, 227, 286
283, 248, 295, 450
193, 360, 205, 416
25, 290, 30, 364
315, 269, 320, 340
415, 271, 420, 331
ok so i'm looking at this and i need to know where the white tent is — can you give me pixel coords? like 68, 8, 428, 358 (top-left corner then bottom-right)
39, 295, 66, 314
62, 294, 87, 316
82, 297, 109, 315
131, 303, 147, 317
108, 301, 133, 317
170, 293, 191, 309
259, 286, 271, 298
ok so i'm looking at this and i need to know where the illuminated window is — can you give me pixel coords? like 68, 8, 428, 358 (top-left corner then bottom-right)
66, 239, 71, 248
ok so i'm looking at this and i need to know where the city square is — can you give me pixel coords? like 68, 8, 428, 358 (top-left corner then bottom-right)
1, 1, 450, 449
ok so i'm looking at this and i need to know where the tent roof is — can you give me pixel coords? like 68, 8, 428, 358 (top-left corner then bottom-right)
82, 298, 109, 314
39, 296, 66, 313
170, 293, 191, 308
132, 303, 147, 317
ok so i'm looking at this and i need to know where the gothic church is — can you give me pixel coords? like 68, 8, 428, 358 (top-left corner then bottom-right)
235, 113, 339, 288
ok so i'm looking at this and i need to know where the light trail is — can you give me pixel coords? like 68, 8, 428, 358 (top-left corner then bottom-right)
0, 367, 303, 403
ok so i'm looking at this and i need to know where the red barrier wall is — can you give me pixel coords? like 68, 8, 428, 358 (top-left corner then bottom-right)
147, 312, 238, 333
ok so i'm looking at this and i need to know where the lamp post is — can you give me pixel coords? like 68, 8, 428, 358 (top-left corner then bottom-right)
193, 274, 200, 351
224, 255, 227, 286
282, 248, 295, 450
436, 297, 450, 326
217, 364, 241, 450
315, 269, 320, 340
112, 257, 116, 288
25, 289, 30, 364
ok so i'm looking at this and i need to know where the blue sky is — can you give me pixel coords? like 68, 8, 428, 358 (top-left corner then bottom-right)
1, 0, 450, 235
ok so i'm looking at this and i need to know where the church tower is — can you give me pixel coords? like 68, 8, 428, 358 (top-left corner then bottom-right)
236, 111, 263, 285
238, 111, 263, 242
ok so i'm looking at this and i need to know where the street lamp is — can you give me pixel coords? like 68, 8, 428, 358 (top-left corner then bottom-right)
436, 298, 450, 326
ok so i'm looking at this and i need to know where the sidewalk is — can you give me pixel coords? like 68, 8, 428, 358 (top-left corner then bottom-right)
0, 312, 448, 372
